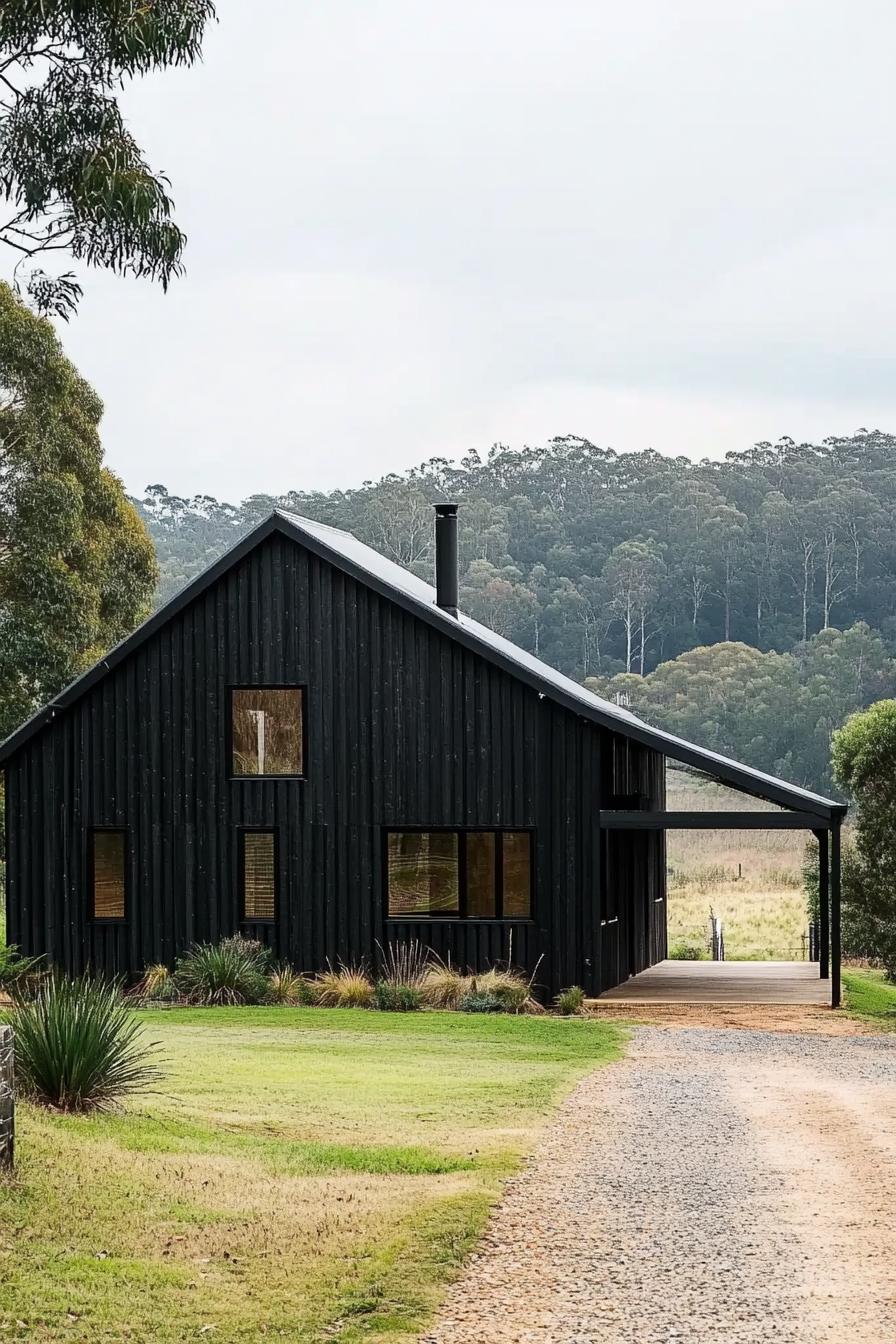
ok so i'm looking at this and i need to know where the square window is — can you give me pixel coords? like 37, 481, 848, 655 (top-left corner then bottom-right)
232, 688, 303, 776
90, 829, 126, 921
241, 830, 276, 922
387, 832, 460, 916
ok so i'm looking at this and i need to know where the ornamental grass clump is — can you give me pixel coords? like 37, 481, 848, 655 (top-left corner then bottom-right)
474, 967, 543, 1014
554, 985, 586, 1016
418, 961, 467, 1010
372, 939, 426, 1010
420, 959, 543, 1014
131, 963, 177, 1004
376, 938, 428, 988
13, 974, 162, 1112
313, 962, 375, 1008
266, 964, 314, 1005
173, 938, 270, 1006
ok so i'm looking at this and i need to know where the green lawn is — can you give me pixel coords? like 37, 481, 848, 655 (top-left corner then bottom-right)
0, 1007, 621, 1343
843, 969, 896, 1027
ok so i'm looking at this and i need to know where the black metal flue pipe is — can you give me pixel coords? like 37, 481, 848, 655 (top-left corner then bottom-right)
434, 503, 459, 616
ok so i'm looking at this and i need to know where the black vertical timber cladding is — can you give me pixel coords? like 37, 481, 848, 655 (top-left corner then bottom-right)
4, 532, 667, 997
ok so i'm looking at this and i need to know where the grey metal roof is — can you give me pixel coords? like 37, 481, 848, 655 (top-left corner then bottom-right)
0, 508, 846, 820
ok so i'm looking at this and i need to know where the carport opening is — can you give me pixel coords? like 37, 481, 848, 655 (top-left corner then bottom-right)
598, 761, 843, 1007
665, 768, 816, 963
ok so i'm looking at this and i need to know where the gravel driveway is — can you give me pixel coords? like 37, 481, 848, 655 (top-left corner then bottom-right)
422, 1027, 896, 1344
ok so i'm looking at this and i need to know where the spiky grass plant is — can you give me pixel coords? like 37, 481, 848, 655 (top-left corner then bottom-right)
313, 963, 374, 1008
554, 985, 586, 1016
219, 934, 273, 972
173, 940, 270, 1006
266, 964, 314, 1005
13, 974, 162, 1112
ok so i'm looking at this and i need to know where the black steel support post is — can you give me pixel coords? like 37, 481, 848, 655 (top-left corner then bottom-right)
815, 827, 829, 980
831, 821, 842, 1009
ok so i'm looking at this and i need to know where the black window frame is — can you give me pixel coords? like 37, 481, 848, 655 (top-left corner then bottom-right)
88, 826, 128, 924
238, 826, 278, 926
228, 683, 307, 781
383, 826, 535, 923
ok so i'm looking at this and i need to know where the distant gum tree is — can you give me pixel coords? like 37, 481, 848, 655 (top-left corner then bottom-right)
832, 699, 896, 979
0, 281, 158, 739
0, 0, 216, 317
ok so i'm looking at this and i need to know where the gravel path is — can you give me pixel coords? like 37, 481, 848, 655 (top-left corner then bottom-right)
422, 1027, 896, 1344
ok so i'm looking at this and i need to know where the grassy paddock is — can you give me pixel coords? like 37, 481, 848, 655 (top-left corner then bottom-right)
666, 774, 813, 960
0, 1006, 620, 1343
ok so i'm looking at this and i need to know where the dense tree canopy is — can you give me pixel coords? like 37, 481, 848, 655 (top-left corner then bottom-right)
0, 281, 157, 738
589, 626, 895, 792
136, 430, 896, 792
832, 701, 896, 977
0, 0, 215, 316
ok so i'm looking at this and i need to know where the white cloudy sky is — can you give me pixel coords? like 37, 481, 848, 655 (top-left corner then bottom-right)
58, 1, 896, 500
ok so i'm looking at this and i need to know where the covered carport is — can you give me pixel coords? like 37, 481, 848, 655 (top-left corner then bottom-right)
598, 758, 848, 1008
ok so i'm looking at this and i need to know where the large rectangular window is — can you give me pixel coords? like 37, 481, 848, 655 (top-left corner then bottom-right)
90, 829, 126, 921
232, 687, 304, 777
240, 830, 277, 922
386, 830, 532, 920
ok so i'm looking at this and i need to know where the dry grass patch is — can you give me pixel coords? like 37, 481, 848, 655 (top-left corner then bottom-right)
666, 775, 816, 961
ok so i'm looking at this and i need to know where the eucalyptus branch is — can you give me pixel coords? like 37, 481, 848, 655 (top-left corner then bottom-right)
0, 0, 216, 313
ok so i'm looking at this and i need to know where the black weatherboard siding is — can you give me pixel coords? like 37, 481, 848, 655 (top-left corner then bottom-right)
4, 529, 664, 996
3, 508, 845, 999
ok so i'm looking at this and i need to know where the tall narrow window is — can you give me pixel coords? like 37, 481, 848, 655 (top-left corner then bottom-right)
501, 832, 532, 918
466, 831, 497, 917
241, 830, 277, 922
232, 688, 304, 776
90, 829, 126, 921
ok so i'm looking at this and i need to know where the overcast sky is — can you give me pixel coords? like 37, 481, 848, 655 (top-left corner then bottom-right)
59, 1, 896, 501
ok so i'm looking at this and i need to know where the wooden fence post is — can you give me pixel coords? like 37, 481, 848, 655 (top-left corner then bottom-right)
0, 1026, 13, 1170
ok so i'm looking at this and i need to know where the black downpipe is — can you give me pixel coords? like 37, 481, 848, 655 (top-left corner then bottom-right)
434, 503, 459, 616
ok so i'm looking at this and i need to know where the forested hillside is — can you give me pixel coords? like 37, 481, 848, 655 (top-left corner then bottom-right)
135, 429, 896, 794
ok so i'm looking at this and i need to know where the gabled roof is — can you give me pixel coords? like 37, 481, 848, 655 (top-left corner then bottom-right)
0, 508, 847, 820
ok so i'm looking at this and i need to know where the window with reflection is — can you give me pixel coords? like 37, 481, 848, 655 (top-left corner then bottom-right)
90, 829, 126, 921
386, 830, 532, 919
231, 688, 304, 776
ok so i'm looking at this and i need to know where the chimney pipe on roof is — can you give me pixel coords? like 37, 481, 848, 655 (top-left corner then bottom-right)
433, 502, 459, 617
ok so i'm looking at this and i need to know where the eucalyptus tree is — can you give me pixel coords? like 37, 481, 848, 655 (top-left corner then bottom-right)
0, 282, 157, 738
0, 0, 215, 316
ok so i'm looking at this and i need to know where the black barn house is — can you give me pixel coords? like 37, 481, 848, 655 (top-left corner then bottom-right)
0, 507, 847, 1000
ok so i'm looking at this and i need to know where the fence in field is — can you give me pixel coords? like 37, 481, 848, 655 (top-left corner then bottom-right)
0, 1026, 12, 1170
